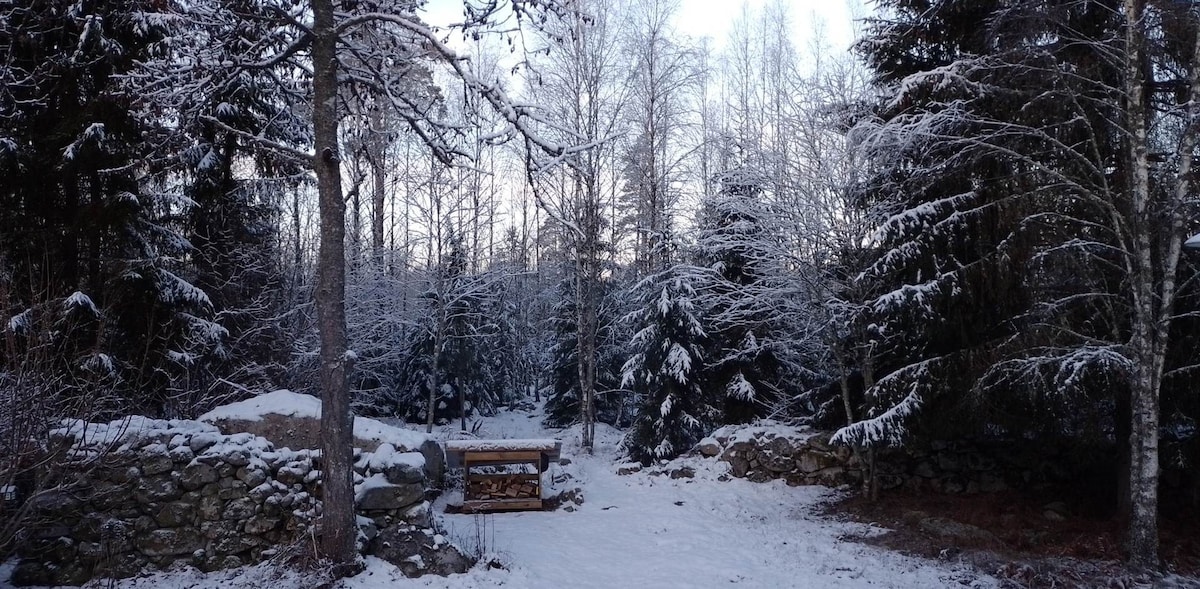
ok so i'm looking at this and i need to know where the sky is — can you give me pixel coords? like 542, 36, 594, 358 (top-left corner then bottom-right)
417, 0, 864, 59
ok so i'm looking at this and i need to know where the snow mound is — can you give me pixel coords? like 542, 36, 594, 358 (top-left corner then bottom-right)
445, 439, 560, 453
53, 416, 221, 452
365, 443, 425, 471
198, 389, 431, 451
198, 389, 322, 422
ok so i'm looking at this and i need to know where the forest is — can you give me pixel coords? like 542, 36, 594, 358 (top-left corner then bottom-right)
2, 0, 1200, 586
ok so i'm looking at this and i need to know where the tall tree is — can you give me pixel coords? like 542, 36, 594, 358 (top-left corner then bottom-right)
836, 0, 1200, 568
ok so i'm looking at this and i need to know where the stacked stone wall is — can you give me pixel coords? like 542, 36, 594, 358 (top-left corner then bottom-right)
10, 417, 457, 586
699, 423, 1080, 494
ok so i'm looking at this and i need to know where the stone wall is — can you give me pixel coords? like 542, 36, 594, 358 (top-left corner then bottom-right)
9, 416, 461, 586
699, 422, 1076, 494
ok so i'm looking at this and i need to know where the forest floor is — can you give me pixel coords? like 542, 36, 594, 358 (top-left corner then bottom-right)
6, 401, 1197, 589
832, 483, 1200, 588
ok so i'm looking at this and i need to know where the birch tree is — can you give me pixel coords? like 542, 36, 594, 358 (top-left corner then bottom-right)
836, 0, 1200, 568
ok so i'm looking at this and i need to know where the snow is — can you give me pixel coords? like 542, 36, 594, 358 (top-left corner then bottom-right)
198, 389, 432, 450
63, 291, 100, 315
444, 439, 560, 453
53, 415, 221, 452
365, 443, 425, 471
15, 402, 1011, 589
355, 473, 394, 502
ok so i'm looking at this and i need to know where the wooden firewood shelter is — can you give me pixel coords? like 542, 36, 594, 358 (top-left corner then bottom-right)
445, 439, 561, 513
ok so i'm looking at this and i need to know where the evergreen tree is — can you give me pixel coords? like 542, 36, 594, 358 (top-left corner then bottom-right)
694, 167, 799, 423
0, 0, 220, 414
622, 262, 713, 464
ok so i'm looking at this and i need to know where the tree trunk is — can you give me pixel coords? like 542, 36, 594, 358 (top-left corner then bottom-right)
427, 309, 444, 434
370, 108, 387, 267
311, 0, 356, 570
1122, 0, 1159, 570
458, 377, 467, 433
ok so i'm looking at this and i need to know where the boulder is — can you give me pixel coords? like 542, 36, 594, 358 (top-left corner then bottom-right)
696, 437, 722, 457
154, 501, 196, 528
356, 476, 424, 511
180, 463, 219, 490
368, 525, 471, 577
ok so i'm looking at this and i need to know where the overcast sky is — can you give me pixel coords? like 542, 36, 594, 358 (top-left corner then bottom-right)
418, 0, 864, 58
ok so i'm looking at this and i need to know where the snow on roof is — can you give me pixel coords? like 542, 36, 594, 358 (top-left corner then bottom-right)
444, 439, 560, 453
198, 389, 432, 450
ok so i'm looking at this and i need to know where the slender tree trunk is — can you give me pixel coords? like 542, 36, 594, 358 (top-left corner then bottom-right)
370, 108, 387, 267
427, 309, 444, 434
1122, 0, 1159, 570
458, 377, 467, 433
311, 0, 356, 570
861, 356, 878, 503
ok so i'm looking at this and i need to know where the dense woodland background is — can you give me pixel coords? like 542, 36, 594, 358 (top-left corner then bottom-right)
2, 0, 1200, 571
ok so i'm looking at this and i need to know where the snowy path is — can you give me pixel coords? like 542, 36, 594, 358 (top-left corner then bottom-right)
8, 405, 995, 589
347, 405, 994, 589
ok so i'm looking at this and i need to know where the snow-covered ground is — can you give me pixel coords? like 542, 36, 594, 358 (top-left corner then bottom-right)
5, 403, 997, 589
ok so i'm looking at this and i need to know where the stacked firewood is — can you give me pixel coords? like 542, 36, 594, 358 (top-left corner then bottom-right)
467, 475, 538, 500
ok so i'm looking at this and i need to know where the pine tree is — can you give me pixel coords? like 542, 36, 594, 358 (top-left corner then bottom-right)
693, 167, 794, 423
622, 262, 713, 464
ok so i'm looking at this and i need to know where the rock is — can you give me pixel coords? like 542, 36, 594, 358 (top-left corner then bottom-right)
108, 466, 142, 484
140, 454, 174, 476
357, 482, 424, 511
728, 455, 750, 478
795, 451, 836, 474
746, 470, 775, 483
180, 463, 219, 490
765, 436, 795, 458
383, 460, 425, 486
31, 490, 82, 513
966, 453, 996, 471
877, 474, 905, 490
759, 452, 794, 472
940, 476, 967, 494
806, 432, 833, 452
913, 461, 936, 479
668, 467, 695, 480
244, 516, 279, 534
978, 472, 1007, 493
811, 466, 852, 487
199, 495, 223, 521
137, 529, 204, 557
402, 501, 432, 528
236, 467, 268, 489
783, 473, 809, 487
616, 464, 642, 476
222, 497, 256, 521
917, 517, 1000, 547
358, 517, 380, 544
154, 502, 196, 528
217, 481, 249, 501
696, 437, 721, 457
1041, 501, 1069, 522
417, 439, 445, 485
936, 453, 962, 472
135, 477, 181, 503
367, 525, 471, 577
